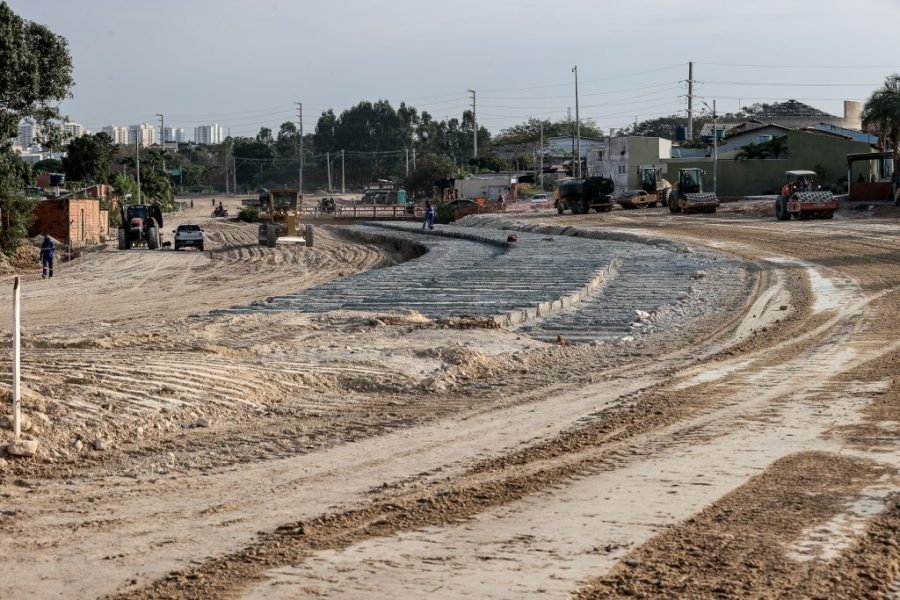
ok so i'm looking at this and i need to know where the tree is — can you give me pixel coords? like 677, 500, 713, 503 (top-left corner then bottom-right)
404, 153, 455, 198
0, 3, 73, 255
33, 157, 63, 173
0, 2, 74, 144
734, 135, 788, 161
62, 132, 116, 184
862, 74, 900, 177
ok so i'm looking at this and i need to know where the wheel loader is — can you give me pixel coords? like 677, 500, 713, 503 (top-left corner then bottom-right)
117, 204, 163, 250
775, 170, 837, 220
667, 168, 719, 214
555, 176, 615, 214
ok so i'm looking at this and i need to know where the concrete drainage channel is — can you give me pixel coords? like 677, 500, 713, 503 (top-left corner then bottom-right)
225, 223, 750, 344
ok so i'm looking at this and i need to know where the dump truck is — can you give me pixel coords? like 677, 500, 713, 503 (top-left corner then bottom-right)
257, 188, 303, 247
617, 166, 672, 209
775, 170, 837, 220
668, 168, 719, 214
555, 176, 615, 214
117, 204, 163, 250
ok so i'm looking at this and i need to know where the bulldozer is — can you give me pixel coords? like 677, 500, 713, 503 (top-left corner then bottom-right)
667, 168, 719, 214
555, 176, 615, 214
257, 188, 302, 247
775, 170, 837, 220
117, 204, 163, 250
617, 166, 672, 209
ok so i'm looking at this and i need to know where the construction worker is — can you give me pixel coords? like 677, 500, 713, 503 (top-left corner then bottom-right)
40, 235, 55, 279
423, 201, 435, 230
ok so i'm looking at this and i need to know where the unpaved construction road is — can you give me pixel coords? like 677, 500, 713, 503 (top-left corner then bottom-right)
0, 199, 898, 599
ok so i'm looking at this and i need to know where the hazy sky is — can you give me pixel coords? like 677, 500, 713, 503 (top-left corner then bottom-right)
10, 0, 900, 139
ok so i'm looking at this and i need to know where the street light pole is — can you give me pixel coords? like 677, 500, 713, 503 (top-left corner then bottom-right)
296, 102, 303, 200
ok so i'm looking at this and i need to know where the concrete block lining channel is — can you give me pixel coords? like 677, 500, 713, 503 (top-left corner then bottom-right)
224, 222, 749, 344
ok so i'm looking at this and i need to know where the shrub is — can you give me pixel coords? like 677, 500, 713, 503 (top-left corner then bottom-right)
238, 206, 259, 222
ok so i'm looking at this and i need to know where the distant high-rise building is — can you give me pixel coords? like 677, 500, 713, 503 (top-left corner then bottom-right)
162, 125, 186, 144
101, 125, 129, 144
128, 123, 156, 147
17, 119, 40, 149
193, 123, 224, 145
62, 121, 86, 139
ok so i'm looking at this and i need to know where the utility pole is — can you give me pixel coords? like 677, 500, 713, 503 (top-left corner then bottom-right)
296, 102, 303, 200
341, 149, 345, 194
539, 121, 544, 189
412, 147, 416, 171
687, 61, 694, 141
224, 151, 229, 195
712, 99, 717, 195
573, 66, 581, 178
468, 89, 477, 169
135, 137, 141, 204
156, 113, 166, 176
327, 151, 332, 192
405, 148, 409, 177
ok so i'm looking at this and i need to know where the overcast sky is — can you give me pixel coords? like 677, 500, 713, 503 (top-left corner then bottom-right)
10, 0, 900, 139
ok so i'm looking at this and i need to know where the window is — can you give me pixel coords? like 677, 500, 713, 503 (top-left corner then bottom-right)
755, 135, 772, 144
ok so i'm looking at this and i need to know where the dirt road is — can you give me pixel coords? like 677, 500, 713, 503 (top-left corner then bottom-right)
0, 202, 898, 599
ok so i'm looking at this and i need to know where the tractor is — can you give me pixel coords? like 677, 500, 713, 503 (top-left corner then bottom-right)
618, 166, 672, 209
775, 170, 837, 220
555, 176, 615, 214
117, 204, 163, 250
668, 168, 719, 214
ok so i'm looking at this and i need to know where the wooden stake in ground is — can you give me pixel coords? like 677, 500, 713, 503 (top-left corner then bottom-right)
12, 275, 20, 439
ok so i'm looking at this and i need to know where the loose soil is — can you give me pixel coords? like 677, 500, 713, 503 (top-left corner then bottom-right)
0, 197, 898, 599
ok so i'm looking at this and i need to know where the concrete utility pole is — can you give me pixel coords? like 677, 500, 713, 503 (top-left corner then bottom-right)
712, 99, 718, 195
156, 113, 166, 176
135, 138, 141, 204
687, 61, 694, 141
341, 149, 346, 194
573, 66, 581, 178
296, 102, 304, 200
539, 121, 544, 189
468, 89, 477, 168
412, 147, 416, 171
327, 151, 332, 192
405, 148, 409, 176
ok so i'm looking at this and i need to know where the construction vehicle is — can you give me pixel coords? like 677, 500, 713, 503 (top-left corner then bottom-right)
775, 170, 837, 220
668, 168, 719, 214
257, 188, 301, 247
617, 166, 672, 209
555, 176, 615, 214
117, 204, 163, 250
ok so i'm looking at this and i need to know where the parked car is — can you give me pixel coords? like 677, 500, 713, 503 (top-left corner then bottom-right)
173, 224, 204, 251
528, 193, 550, 203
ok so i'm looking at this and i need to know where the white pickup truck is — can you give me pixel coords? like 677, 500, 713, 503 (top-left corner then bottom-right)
173, 224, 204, 251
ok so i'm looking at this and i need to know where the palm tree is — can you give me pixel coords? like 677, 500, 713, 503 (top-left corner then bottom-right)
862, 74, 900, 180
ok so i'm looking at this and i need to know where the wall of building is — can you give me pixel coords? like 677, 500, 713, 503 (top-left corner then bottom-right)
29, 199, 104, 246
663, 131, 873, 196
586, 137, 671, 191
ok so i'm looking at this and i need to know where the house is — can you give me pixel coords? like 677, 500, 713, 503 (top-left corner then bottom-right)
715, 123, 794, 154
29, 197, 107, 247
663, 129, 874, 196
454, 174, 518, 201
585, 136, 672, 192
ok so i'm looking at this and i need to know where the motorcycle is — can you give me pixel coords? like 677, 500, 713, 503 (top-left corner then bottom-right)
211, 206, 229, 218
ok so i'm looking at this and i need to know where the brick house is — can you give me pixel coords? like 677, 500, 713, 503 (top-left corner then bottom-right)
29, 197, 107, 246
